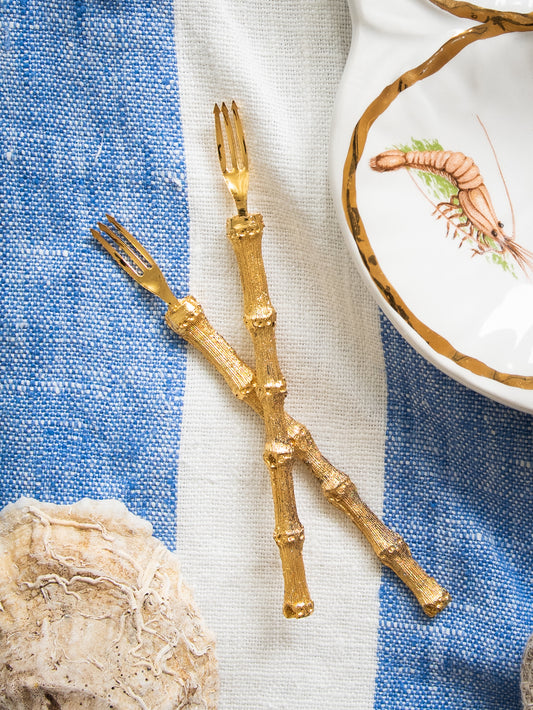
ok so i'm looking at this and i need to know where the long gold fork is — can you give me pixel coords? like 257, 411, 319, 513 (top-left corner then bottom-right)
92, 215, 451, 617
215, 102, 315, 618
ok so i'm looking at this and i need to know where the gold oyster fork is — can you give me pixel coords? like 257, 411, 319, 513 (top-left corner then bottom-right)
93, 215, 175, 304
215, 102, 314, 618
92, 215, 255, 401
92, 217, 450, 618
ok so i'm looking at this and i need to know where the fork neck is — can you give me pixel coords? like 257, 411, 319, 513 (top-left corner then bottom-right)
234, 200, 248, 217
227, 212, 263, 240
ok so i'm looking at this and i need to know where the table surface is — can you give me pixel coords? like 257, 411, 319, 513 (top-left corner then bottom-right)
1, 2, 532, 709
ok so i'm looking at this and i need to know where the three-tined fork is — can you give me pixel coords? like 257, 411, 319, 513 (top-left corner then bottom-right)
214, 101, 314, 618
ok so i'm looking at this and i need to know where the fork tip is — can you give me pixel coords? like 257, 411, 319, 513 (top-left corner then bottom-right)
91, 228, 106, 246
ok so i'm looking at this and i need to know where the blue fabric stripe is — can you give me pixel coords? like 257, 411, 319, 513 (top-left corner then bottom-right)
0, 0, 189, 550
374, 316, 533, 709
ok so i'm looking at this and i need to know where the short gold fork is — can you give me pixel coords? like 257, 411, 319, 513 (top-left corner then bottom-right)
92, 214, 450, 617
91, 215, 255, 401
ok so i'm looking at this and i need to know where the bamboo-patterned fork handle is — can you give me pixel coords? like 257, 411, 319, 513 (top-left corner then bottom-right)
166, 295, 450, 618
229, 214, 314, 619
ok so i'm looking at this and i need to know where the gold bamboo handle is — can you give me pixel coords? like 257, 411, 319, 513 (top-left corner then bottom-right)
226, 213, 313, 619
165, 297, 450, 617
287, 423, 450, 617
166, 296, 255, 401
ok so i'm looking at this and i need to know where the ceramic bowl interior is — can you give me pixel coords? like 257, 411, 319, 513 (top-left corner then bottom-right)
331, 0, 533, 412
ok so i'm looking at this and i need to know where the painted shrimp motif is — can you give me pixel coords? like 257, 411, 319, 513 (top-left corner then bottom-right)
369, 148, 533, 274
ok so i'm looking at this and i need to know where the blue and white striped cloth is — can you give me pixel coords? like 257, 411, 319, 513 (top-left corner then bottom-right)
1, 2, 532, 708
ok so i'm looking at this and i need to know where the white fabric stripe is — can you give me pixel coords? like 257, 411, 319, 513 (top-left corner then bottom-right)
173, 2, 387, 707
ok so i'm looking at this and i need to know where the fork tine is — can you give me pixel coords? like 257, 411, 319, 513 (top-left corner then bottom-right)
215, 101, 249, 215
96, 221, 147, 274
214, 104, 226, 173
231, 101, 248, 170
221, 102, 238, 170
93, 219, 176, 304
104, 214, 155, 266
91, 228, 143, 284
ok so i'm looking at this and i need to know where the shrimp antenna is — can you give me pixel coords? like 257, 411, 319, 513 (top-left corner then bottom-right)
476, 114, 516, 239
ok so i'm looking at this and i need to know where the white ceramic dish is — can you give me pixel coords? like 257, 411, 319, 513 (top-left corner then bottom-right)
330, 0, 533, 412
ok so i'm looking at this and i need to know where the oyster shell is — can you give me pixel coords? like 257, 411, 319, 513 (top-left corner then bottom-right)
523, 631, 533, 709
0, 498, 218, 709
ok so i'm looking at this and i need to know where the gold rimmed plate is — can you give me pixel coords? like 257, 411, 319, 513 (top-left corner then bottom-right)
331, 0, 533, 412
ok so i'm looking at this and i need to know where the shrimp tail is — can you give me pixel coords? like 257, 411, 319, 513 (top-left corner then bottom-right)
369, 150, 407, 172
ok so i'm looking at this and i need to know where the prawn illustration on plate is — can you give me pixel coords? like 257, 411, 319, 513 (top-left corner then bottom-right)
369, 132, 533, 278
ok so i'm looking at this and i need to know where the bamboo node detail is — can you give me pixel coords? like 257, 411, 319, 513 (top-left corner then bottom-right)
378, 537, 410, 562
322, 476, 353, 498
227, 214, 264, 242
423, 593, 451, 618
165, 296, 203, 333
274, 527, 305, 546
284, 600, 314, 620
244, 305, 277, 329
286, 420, 310, 447
257, 378, 287, 398
263, 442, 293, 469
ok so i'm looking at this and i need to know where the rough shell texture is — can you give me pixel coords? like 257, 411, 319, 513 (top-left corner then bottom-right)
522, 632, 533, 709
0, 498, 218, 709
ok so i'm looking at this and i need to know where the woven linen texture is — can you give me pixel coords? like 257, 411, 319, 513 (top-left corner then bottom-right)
376, 318, 533, 710
0, 0, 189, 549
173, 0, 387, 708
